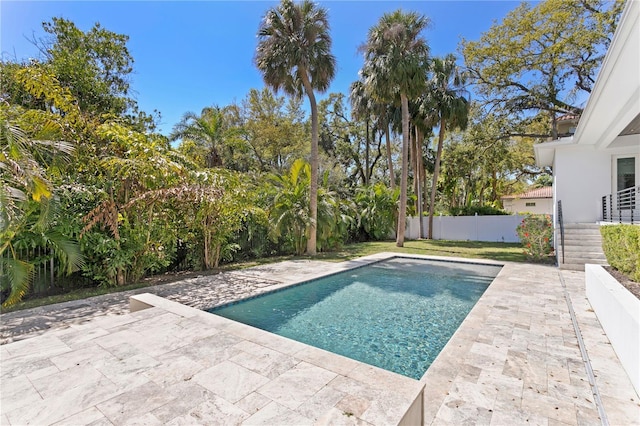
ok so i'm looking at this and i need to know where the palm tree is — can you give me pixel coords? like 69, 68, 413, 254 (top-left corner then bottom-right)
425, 54, 470, 239
170, 106, 226, 168
255, 0, 336, 256
361, 9, 430, 247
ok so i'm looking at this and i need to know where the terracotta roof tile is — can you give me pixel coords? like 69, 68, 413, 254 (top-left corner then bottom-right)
501, 186, 552, 200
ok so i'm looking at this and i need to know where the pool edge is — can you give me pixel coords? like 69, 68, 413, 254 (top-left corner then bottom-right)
129, 291, 426, 425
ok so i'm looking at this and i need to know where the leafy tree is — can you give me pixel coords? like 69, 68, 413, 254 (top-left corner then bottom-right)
361, 9, 430, 247
462, 0, 624, 139
440, 106, 542, 210
424, 54, 469, 239
36, 17, 135, 117
236, 88, 307, 173
255, 0, 336, 255
80, 122, 193, 285
349, 80, 375, 186
534, 174, 553, 188
319, 93, 383, 187
315, 175, 355, 251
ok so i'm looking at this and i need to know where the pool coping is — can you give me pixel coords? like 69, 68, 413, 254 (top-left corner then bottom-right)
128, 291, 425, 425
126, 251, 505, 425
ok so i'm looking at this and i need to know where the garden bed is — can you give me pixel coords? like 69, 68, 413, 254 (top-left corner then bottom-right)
604, 266, 640, 300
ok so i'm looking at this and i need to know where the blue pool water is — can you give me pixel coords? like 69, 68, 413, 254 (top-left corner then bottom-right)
209, 257, 501, 379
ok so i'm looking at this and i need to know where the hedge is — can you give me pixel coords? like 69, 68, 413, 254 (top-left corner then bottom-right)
600, 224, 640, 282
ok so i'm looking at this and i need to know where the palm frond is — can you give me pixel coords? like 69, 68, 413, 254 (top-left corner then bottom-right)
42, 230, 85, 275
0, 257, 33, 307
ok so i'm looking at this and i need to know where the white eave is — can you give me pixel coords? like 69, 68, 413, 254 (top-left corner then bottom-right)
534, 137, 575, 167
534, 0, 640, 166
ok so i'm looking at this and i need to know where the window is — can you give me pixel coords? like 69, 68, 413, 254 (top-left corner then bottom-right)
525, 202, 536, 207
617, 157, 636, 191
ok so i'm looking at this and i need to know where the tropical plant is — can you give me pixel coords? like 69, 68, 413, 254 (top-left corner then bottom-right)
0, 119, 82, 306
255, 0, 336, 255
424, 54, 470, 239
315, 173, 355, 251
268, 159, 313, 255
361, 9, 430, 247
355, 183, 398, 240
170, 106, 228, 168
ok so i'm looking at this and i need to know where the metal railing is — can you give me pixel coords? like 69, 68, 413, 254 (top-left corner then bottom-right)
557, 200, 565, 264
602, 185, 639, 223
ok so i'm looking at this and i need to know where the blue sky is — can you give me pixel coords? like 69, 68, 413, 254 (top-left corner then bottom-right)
1, 1, 519, 135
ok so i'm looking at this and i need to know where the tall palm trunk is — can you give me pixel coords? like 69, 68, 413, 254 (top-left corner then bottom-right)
428, 116, 446, 239
385, 123, 395, 190
301, 73, 318, 255
365, 118, 370, 186
397, 93, 410, 247
415, 126, 424, 239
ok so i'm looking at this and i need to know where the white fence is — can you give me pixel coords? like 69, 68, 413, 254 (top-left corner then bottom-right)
404, 215, 532, 243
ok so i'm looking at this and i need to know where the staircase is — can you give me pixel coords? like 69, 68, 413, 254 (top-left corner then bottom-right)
558, 224, 608, 271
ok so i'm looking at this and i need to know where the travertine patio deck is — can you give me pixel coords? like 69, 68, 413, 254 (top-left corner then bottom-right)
1, 254, 639, 425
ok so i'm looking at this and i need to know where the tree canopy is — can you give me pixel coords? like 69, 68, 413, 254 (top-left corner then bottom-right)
462, 0, 624, 139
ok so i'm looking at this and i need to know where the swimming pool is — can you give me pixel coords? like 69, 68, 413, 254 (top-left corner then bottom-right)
209, 257, 502, 380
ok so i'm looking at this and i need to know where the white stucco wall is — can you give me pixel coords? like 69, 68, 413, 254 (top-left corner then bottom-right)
405, 215, 527, 242
503, 198, 553, 215
554, 143, 639, 223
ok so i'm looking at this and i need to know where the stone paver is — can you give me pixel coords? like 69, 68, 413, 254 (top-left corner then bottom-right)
422, 262, 640, 425
0, 260, 344, 345
0, 291, 423, 425
1, 254, 639, 425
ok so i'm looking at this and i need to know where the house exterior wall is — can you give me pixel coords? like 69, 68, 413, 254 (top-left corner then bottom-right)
502, 197, 553, 215
554, 142, 640, 223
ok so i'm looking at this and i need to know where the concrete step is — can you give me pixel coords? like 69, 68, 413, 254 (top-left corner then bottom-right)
563, 231, 602, 237
562, 243, 605, 251
564, 228, 601, 234
556, 223, 608, 270
562, 238, 602, 245
562, 257, 608, 266
560, 262, 608, 271
563, 223, 602, 230
559, 263, 587, 271
562, 230, 602, 237
562, 252, 608, 261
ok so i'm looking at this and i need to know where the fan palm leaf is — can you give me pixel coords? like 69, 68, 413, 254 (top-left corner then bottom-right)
256, 0, 336, 255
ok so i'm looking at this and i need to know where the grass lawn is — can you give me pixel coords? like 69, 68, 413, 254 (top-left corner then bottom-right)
314, 239, 526, 263
1, 239, 527, 314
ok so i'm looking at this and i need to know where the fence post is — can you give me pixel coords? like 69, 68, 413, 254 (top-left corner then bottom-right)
475, 213, 479, 240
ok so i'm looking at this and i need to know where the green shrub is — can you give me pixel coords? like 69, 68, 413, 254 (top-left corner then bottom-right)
450, 205, 508, 216
601, 225, 640, 282
354, 183, 398, 241
516, 214, 554, 262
